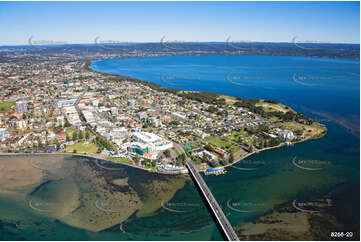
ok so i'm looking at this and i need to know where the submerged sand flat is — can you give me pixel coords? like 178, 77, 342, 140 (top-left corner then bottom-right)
0, 156, 44, 195
0, 155, 187, 232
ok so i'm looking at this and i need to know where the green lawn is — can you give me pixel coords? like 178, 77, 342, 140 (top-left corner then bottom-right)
172, 147, 180, 156
208, 138, 242, 155
108, 157, 131, 163
0, 101, 15, 112
209, 138, 231, 148
65, 141, 98, 154
267, 116, 279, 122
65, 128, 76, 136
227, 131, 248, 142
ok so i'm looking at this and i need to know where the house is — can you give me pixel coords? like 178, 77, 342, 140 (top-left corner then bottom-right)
278, 130, 295, 140
136, 111, 147, 121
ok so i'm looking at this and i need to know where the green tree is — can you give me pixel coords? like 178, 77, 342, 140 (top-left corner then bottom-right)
164, 149, 171, 158
134, 154, 140, 163
78, 130, 83, 140
229, 153, 234, 163
72, 130, 78, 141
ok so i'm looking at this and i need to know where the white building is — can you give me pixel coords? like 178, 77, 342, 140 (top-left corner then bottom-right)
278, 130, 295, 140
0, 128, 10, 142
110, 107, 118, 116
57, 116, 65, 126
16, 100, 28, 114
172, 112, 187, 121
128, 132, 173, 159
110, 127, 128, 139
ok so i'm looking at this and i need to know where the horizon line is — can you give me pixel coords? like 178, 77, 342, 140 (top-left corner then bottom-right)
1, 41, 360, 47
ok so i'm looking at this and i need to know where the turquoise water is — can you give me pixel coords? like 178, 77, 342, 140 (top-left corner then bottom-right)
0, 55, 359, 240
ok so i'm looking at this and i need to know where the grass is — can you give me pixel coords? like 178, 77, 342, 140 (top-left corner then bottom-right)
255, 101, 294, 113
0, 101, 15, 112
204, 135, 215, 140
208, 138, 231, 147
227, 131, 248, 142
172, 147, 180, 156
65, 141, 98, 154
279, 121, 305, 132
208, 138, 242, 155
267, 116, 279, 122
108, 157, 131, 163
65, 128, 76, 136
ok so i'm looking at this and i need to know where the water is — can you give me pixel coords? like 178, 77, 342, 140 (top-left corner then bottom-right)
0, 55, 359, 240
91, 55, 360, 134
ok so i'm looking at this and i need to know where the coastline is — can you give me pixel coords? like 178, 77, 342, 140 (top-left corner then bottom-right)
0, 59, 328, 176
83, 60, 327, 174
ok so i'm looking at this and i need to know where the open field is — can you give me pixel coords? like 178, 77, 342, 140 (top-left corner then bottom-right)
65, 141, 98, 154
0, 101, 15, 112
256, 100, 296, 113
208, 138, 242, 155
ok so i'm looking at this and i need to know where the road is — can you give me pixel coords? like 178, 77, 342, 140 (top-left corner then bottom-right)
185, 158, 239, 241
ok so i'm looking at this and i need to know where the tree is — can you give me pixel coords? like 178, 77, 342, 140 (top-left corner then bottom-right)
229, 153, 234, 163
54, 139, 60, 147
134, 154, 140, 163
221, 159, 229, 166
37, 139, 43, 148
66, 134, 70, 142
164, 149, 171, 158
64, 118, 71, 127
85, 130, 90, 139
72, 130, 78, 141
78, 130, 83, 140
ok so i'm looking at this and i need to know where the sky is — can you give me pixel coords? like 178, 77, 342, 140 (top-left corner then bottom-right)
0, 1, 359, 45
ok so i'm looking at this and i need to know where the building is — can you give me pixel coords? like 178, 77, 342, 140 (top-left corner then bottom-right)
148, 117, 162, 127
109, 127, 128, 139
127, 99, 136, 107
0, 128, 10, 142
57, 116, 65, 126
136, 111, 147, 121
127, 131, 173, 159
172, 112, 187, 121
127, 142, 150, 156
16, 100, 28, 114
17, 120, 27, 129
57, 99, 76, 108
110, 107, 118, 116
278, 130, 295, 140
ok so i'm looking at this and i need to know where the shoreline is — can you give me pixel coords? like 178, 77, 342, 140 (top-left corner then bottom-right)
0, 131, 324, 176
85, 60, 327, 174
0, 59, 327, 176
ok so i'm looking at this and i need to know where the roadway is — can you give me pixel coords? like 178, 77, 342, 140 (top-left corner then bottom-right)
185, 158, 239, 241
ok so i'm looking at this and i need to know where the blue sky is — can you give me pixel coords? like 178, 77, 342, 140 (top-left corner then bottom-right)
0, 1, 359, 45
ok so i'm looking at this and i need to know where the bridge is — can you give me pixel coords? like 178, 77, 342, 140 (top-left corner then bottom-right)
185, 159, 239, 241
